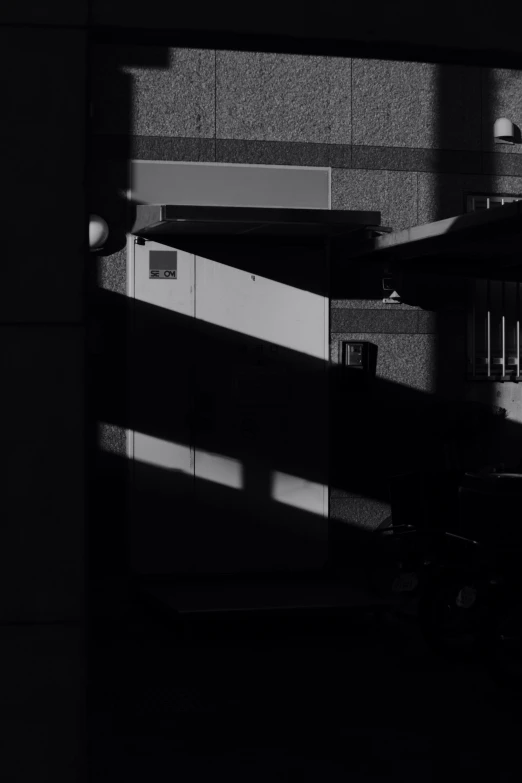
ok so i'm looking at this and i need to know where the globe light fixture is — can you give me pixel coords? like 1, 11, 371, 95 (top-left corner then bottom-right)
89, 214, 109, 250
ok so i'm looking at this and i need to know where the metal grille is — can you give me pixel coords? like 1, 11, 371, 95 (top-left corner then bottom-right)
467, 195, 522, 381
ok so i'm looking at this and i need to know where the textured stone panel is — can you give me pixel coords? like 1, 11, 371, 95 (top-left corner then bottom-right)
374, 332, 438, 392
331, 309, 419, 334
482, 153, 522, 176
130, 136, 216, 161
462, 174, 522, 198
216, 138, 352, 168
91, 46, 215, 137
330, 497, 391, 530
331, 300, 421, 310
417, 311, 439, 334
331, 332, 438, 392
352, 145, 481, 174
216, 51, 351, 144
332, 169, 417, 231
331, 308, 437, 332
352, 59, 481, 150
99, 422, 127, 456
417, 173, 467, 223
97, 249, 127, 296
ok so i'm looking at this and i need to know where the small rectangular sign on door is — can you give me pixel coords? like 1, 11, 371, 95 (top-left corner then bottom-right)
149, 250, 178, 279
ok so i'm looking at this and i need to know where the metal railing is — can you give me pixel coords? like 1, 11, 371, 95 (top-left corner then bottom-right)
467, 195, 522, 381
468, 279, 522, 381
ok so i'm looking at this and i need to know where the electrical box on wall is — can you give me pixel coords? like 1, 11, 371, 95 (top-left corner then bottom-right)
341, 341, 370, 370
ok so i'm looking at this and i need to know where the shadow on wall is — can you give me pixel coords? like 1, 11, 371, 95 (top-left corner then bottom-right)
87, 43, 522, 596
88, 44, 172, 257
432, 63, 508, 442
88, 285, 522, 588
94, 287, 518, 485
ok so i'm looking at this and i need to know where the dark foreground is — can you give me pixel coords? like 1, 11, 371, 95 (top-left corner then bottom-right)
89, 597, 522, 782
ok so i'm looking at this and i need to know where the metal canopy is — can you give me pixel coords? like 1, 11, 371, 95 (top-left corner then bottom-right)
346, 200, 522, 279
131, 204, 388, 243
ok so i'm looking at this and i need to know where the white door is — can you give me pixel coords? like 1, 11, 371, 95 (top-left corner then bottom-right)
129, 239, 196, 574
130, 239, 329, 574
193, 252, 329, 572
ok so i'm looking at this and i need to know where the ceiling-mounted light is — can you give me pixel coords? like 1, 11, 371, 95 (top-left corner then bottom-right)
89, 214, 109, 251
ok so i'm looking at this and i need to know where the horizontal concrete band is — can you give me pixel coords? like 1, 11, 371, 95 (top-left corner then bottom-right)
331, 309, 437, 334
92, 135, 522, 176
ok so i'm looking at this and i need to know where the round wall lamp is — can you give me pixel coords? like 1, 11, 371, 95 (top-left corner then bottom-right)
89, 214, 109, 251
494, 117, 515, 144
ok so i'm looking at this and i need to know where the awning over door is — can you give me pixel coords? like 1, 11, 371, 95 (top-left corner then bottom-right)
345, 201, 522, 281
132, 204, 391, 296
131, 204, 389, 245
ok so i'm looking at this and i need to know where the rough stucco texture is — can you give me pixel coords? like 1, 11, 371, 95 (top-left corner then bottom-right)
330, 497, 391, 529
216, 51, 351, 145
332, 168, 418, 231
90, 46, 215, 137
97, 249, 127, 296
331, 333, 438, 394
99, 422, 127, 455
352, 59, 481, 151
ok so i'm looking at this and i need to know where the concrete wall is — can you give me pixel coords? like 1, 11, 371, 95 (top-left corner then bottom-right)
90, 46, 522, 544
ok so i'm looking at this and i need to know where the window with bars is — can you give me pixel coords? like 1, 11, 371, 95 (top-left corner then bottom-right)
467, 195, 522, 211
467, 195, 522, 381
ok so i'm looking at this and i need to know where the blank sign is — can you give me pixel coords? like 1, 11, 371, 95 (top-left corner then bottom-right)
130, 160, 330, 210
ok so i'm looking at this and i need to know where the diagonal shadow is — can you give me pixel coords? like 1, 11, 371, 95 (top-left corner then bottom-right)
93, 287, 521, 492
86, 31, 522, 783
87, 37, 522, 602
92, 450, 377, 584
87, 284, 522, 593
